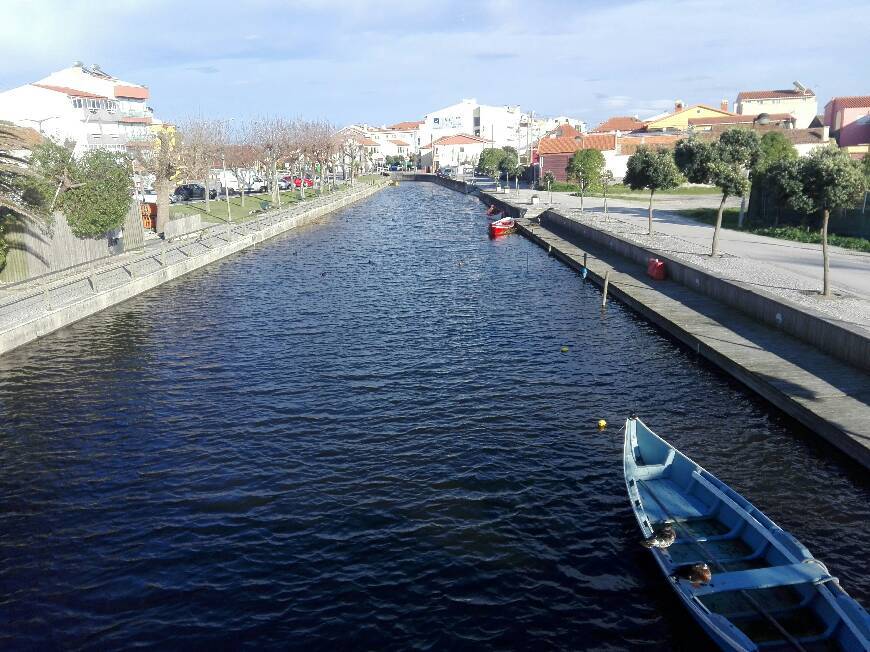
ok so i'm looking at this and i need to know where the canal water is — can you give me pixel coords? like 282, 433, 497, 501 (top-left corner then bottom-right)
0, 183, 867, 650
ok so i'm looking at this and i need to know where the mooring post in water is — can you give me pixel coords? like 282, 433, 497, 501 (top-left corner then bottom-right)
602, 270, 610, 308
583, 252, 587, 268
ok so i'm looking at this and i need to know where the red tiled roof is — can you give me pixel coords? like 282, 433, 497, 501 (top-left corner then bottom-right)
119, 116, 152, 124
387, 120, 424, 130
432, 134, 488, 146
538, 134, 616, 154
737, 89, 815, 101
687, 113, 793, 126
697, 126, 828, 146
591, 116, 645, 133
388, 139, 409, 146
353, 136, 379, 146
825, 96, 870, 110
33, 83, 106, 99
546, 123, 583, 138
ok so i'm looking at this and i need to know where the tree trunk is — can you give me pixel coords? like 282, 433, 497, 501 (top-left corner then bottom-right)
822, 208, 831, 297
648, 189, 655, 235
155, 177, 171, 235
711, 192, 728, 256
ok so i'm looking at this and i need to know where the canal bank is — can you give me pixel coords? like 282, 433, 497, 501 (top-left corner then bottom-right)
0, 181, 387, 357
415, 175, 870, 469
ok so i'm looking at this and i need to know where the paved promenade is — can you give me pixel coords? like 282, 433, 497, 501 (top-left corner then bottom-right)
500, 187, 870, 302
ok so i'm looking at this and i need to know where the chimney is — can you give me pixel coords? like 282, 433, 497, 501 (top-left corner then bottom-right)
675, 100, 684, 112
720, 99, 729, 112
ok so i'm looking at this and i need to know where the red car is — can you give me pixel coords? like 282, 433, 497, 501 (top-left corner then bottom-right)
293, 177, 314, 188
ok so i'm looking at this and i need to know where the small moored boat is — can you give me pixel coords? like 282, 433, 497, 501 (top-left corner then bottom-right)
489, 216, 516, 238
624, 416, 870, 651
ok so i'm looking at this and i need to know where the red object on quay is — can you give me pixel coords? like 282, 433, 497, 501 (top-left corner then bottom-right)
647, 258, 666, 280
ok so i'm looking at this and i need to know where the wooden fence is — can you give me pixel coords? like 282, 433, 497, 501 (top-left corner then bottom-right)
0, 203, 145, 283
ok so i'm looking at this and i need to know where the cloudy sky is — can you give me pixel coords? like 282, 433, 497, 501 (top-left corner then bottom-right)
0, 0, 866, 128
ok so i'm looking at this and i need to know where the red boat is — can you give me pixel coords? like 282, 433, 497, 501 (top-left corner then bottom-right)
489, 216, 516, 237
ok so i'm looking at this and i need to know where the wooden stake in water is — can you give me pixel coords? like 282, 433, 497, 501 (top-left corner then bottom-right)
583, 253, 587, 268
602, 270, 610, 308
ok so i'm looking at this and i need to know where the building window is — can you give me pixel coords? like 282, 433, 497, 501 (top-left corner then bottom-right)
72, 98, 83, 108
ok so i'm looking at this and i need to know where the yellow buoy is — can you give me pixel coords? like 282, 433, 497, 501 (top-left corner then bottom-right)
560, 346, 569, 353
598, 419, 607, 430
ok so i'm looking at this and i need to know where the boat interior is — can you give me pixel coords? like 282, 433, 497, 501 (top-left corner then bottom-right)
626, 420, 869, 651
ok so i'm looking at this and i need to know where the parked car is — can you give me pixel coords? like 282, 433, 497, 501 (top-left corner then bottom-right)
293, 177, 314, 188
277, 177, 292, 190
171, 183, 217, 203
388, 164, 399, 172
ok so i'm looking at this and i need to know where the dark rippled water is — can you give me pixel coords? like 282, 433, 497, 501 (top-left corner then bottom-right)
0, 183, 867, 650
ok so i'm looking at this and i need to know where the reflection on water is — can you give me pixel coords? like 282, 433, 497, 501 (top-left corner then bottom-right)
0, 183, 866, 650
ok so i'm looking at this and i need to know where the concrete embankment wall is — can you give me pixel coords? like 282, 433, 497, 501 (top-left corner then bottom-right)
0, 183, 385, 357
539, 209, 870, 373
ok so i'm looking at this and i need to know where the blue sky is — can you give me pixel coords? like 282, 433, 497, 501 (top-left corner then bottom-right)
1, 0, 867, 128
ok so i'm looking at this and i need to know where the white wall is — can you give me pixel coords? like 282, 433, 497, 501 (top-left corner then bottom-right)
736, 96, 818, 129
434, 142, 485, 168
423, 99, 476, 144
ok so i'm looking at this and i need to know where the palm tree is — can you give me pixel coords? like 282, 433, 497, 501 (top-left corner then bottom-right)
0, 121, 46, 221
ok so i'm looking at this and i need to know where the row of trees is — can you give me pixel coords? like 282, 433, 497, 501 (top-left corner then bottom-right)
1, 116, 357, 255
622, 130, 867, 296
136, 117, 348, 232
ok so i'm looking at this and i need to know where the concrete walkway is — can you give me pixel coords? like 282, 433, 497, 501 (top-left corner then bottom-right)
504, 188, 870, 301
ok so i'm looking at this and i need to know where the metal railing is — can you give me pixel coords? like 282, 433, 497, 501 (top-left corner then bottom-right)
0, 183, 382, 332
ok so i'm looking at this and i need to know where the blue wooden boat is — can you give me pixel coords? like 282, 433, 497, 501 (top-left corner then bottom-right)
624, 417, 870, 651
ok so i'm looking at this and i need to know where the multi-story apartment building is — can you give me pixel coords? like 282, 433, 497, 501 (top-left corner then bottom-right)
0, 62, 156, 155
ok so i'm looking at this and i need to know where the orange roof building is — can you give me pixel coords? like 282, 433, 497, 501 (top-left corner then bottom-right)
591, 116, 646, 133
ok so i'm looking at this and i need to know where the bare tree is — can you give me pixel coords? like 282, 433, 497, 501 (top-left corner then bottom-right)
177, 116, 223, 214
224, 125, 258, 212
249, 116, 294, 207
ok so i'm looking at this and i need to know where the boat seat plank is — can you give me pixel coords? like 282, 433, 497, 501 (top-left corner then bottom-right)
691, 561, 832, 597
640, 478, 709, 522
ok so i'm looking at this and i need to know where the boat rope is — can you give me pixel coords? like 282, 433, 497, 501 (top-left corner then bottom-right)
637, 480, 808, 652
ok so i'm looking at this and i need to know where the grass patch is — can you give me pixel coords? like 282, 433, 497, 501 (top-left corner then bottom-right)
677, 208, 870, 252
542, 182, 720, 196
170, 187, 335, 224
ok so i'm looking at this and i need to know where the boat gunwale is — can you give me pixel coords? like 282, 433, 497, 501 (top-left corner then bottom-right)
623, 416, 870, 651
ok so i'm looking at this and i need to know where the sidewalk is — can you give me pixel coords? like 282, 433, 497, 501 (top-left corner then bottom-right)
502, 187, 870, 302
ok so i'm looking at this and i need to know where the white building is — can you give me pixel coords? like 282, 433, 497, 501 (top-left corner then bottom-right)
0, 62, 155, 155
420, 134, 488, 171
420, 99, 534, 152
735, 82, 818, 129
